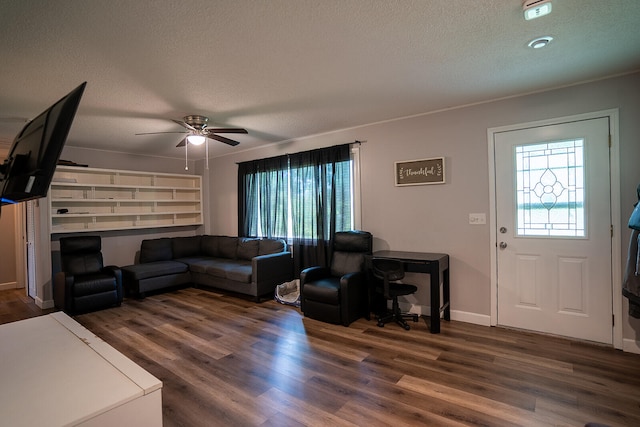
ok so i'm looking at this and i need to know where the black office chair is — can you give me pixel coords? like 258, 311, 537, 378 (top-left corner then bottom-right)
53, 235, 123, 314
372, 258, 419, 330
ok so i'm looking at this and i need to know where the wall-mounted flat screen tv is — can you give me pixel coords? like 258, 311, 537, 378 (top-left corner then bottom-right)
0, 82, 86, 206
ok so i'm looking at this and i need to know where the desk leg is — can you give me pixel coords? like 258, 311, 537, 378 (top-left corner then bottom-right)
443, 266, 450, 321
430, 264, 441, 334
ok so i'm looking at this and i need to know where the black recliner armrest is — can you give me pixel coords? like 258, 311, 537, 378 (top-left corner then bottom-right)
103, 265, 122, 283
300, 266, 330, 285
103, 265, 123, 303
53, 271, 75, 312
340, 271, 369, 324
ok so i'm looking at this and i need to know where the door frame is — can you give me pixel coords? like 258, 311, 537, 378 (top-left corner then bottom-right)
487, 109, 622, 349
15, 202, 27, 293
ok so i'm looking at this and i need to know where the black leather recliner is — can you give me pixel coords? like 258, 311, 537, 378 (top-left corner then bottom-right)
53, 235, 123, 314
300, 230, 372, 326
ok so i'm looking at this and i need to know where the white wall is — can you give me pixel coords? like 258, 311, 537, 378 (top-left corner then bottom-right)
203, 72, 640, 342
0, 146, 18, 290
60, 146, 196, 175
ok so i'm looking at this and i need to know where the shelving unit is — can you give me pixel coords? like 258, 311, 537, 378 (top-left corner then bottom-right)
49, 166, 202, 233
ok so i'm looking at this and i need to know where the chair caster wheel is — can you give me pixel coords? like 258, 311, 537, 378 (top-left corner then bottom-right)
403, 324, 411, 331
377, 322, 384, 327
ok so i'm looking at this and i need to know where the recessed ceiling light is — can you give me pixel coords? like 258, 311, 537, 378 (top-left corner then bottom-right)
528, 36, 553, 49
523, 0, 552, 20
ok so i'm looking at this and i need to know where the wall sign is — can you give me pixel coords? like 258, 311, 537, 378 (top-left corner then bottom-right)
395, 157, 445, 186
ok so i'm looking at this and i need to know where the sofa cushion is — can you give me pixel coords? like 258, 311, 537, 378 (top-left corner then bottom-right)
172, 236, 202, 259
225, 261, 251, 283
139, 238, 173, 263
259, 238, 285, 256
201, 235, 220, 257
237, 238, 260, 260
204, 262, 228, 279
203, 259, 251, 282
122, 260, 189, 281
181, 257, 227, 274
218, 236, 238, 259
225, 263, 252, 283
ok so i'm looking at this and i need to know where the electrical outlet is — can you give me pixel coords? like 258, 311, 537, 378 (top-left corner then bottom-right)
469, 213, 486, 225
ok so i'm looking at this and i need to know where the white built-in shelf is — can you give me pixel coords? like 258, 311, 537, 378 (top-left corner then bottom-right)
49, 166, 203, 233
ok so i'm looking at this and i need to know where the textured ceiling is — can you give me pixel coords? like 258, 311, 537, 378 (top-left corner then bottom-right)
1, 0, 639, 160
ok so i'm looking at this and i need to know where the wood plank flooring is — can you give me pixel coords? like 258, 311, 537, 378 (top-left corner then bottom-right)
0, 287, 54, 324
3, 287, 640, 426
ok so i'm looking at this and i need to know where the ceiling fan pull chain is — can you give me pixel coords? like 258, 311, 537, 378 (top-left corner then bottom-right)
205, 138, 209, 170
185, 141, 189, 170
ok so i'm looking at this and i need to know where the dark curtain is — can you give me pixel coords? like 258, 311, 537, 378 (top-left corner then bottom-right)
289, 145, 351, 273
238, 144, 352, 276
237, 155, 288, 237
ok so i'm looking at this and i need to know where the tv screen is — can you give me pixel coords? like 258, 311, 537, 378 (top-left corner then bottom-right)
0, 82, 86, 206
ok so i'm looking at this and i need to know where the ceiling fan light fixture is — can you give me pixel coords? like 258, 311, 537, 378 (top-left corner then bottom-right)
186, 134, 206, 145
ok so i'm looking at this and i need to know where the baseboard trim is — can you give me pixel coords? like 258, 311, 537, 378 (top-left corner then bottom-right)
390, 302, 640, 353
0, 282, 19, 291
450, 310, 491, 326
35, 297, 55, 310
623, 338, 640, 354
399, 302, 491, 327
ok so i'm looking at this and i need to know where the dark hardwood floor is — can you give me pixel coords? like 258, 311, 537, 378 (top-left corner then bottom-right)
0, 287, 55, 324
2, 287, 640, 426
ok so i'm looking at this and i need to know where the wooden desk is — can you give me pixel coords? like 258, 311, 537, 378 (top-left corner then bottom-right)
371, 250, 450, 333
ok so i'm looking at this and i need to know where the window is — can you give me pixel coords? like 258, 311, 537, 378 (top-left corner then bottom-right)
515, 139, 585, 237
238, 144, 356, 240
238, 144, 358, 271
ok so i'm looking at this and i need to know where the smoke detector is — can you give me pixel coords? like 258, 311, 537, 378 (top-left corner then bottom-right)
523, 0, 552, 20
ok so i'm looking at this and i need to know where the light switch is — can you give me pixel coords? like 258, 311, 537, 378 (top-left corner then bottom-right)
469, 213, 486, 225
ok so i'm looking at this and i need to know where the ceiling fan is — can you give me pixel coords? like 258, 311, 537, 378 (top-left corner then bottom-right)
136, 115, 247, 147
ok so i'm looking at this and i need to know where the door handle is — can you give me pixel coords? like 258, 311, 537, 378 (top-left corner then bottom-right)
499, 242, 507, 249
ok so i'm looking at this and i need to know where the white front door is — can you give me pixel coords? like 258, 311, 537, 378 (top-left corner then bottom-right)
494, 117, 612, 344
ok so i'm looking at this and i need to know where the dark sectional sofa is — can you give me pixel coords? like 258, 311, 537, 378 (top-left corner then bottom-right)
121, 235, 293, 301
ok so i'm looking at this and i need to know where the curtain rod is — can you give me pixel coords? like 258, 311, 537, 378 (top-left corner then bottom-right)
235, 140, 365, 164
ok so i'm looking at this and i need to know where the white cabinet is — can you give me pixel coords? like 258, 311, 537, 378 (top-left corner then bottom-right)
0, 312, 163, 427
49, 166, 202, 233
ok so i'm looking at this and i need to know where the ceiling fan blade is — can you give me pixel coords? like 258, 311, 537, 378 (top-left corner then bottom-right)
171, 119, 197, 131
176, 137, 188, 147
205, 128, 248, 134
207, 134, 240, 146
136, 131, 188, 136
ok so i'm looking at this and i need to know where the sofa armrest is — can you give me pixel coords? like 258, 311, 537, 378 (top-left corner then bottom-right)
253, 251, 294, 285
